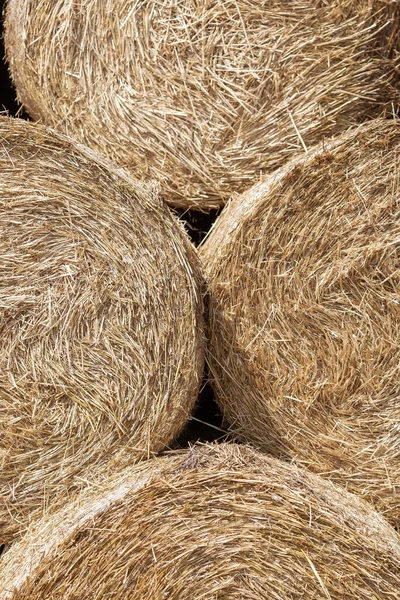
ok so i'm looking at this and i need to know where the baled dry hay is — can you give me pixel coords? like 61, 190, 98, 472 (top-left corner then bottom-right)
201, 118, 400, 528
4, 1, 400, 210
1, 444, 399, 600
0, 117, 205, 546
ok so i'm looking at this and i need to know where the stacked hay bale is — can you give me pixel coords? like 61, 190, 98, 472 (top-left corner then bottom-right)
201, 118, 400, 528
0, 117, 205, 546
2, 0, 400, 592
0, 443, 399, 599
4, 0, 400, 209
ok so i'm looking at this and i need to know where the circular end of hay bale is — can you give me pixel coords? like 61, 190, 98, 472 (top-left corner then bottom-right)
0, 443, 399, 599
201, 118, 400, 528
0, 117, 205, 545
4, 1, 400, 210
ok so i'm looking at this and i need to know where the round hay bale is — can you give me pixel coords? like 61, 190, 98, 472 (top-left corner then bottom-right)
4, 1, 400, 210
0, 116, 205, 546
201, 118, 400, 528
0, 443, 399, 599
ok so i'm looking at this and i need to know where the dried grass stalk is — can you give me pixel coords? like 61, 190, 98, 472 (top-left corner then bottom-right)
0, 443, 399, 599
0, 116, 205, 546
4, 0, 400, 210
201, 118, 400, 528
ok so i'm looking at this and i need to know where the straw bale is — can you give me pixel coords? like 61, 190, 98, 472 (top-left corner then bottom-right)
0, 443, 399, 599
201, 118, 400, 528
4, 0, 400, 210
0, 116, 205, 546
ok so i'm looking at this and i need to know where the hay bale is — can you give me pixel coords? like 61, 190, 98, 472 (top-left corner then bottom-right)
4, 1, 400, 210
201, 118, 400, 528
0, 116, 205, 546
0, 443, 399, 599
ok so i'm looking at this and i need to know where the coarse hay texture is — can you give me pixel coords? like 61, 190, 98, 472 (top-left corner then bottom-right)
0, 443, 399, 600
201, 118, 400, 529
4, 0, 400, 211
0, 116, 205, 546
